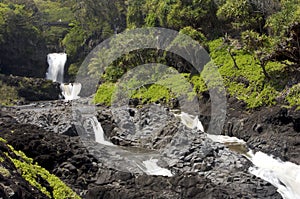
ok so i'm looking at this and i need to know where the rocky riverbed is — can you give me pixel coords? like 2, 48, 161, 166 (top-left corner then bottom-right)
0, 96, 299, 198
1, 96, 298, 198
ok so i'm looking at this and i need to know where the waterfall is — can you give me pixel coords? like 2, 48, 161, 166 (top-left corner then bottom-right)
89, 116, 114, 146
46, 53, 67, 83
60, 83, 82, 101
46, 53, 81, 100
177, 112, 300, 199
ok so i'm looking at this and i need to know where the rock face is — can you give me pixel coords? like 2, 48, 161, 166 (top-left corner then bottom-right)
223, 97, 300, 164
0, 141, 50, 199
1, 102, 283, 199
0, 74, 60, 102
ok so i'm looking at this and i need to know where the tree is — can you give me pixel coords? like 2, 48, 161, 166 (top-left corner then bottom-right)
217, 0, 265, 32
0, 2, 47, 77
242, 30, 273, 78
266, 0, 300, 66
222, 34, 240, 69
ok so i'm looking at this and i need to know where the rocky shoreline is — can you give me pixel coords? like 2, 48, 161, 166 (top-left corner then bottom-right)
1, 97, 298, 198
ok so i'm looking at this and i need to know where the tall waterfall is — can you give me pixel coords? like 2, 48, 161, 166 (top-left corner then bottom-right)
46, 53, 81, 100
179, 112, 300, 199
46, 53, 67, 83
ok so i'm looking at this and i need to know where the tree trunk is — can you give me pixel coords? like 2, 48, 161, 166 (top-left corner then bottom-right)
260, 59, 270, 79
228, 48, 239, 69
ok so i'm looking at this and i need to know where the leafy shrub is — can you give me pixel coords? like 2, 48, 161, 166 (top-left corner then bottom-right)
286, 84, 300, 109
208, 38, 284, 108
94, 82, 116, 105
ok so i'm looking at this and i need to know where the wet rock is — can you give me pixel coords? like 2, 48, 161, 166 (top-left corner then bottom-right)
0, 102, 285, 199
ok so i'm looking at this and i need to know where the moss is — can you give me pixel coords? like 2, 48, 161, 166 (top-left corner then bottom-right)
0, 137, 7, 143
0, 166, 11, 177
2, 141, 80, 199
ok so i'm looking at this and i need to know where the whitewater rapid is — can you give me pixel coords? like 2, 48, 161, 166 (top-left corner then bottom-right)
180, 112, 300, 199
60, 83, 82, 101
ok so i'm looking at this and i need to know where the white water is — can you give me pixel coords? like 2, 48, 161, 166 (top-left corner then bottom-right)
176, 112, 204, 132
81, 114, 173, 176
46, 53, 67, 83
248, 151, 300, 199
179, 112, 300, 199
90, 116, 114, 146
142, 158, 173, 177
60, 83, 81, 101
46, 53, 81, 100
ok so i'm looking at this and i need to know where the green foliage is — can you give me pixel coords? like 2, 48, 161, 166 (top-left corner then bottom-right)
126, 0, 146, 29
217, 0, 264, 31
208, 38, 285, 108
179, 26, 207, 44
0, 166, 11, 177
0, 137, 6, 143
34, 0, 74, 46
4, 143, 80, 199
266, 0, 300, 36
132, 84, 172, 104
62, 25, 86, 56
67, 63, 80, 79
286, 83, 300, 109
190, 74, 208, 94
241, 30, 274, 78
0, 80, 19, 106
126, 0, 219, 37
94, 70, 198, 106
94, 82, 116, 105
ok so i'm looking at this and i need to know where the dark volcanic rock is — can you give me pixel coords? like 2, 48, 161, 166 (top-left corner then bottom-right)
224, 103, 300, 164
0, 104, 283, 199
0, 141, 49, 199
0, 74, 60, 102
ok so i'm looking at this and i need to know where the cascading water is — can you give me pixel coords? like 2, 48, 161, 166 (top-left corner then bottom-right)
175, 112, 204, 132
46, 53, 67, 83
248, 151, 300, 199
78, 111, 173, 176
46, 53, 81, 100
60, 83, 82, 101
179, 112, 300, 199
89, 116, 114, 146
